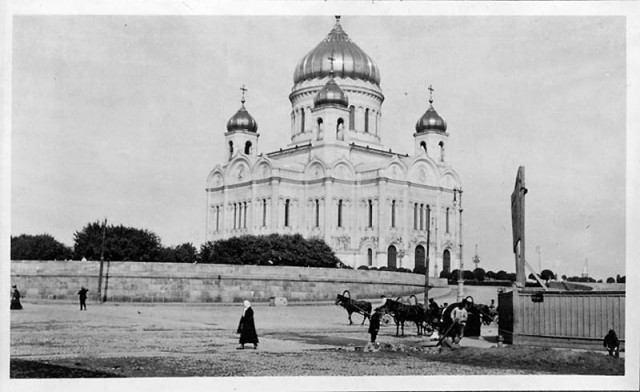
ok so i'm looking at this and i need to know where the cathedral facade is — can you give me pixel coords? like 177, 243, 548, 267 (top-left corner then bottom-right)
206, 17, 462, 275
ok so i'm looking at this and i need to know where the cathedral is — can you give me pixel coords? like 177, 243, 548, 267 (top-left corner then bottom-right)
206, 17, 462, 275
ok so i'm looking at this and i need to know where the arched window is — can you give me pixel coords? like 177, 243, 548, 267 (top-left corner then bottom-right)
233, 203, 237, 230
317, 118, 324, 140
443, 249, 451, 273
215, 206, 220, 231
315, 199, 320, 228
229, 141, 234, 160
387, 245, 397, 268
300, 108, 305, 133
244, 141, 252, 155
336, 118, 344, 141
446, 207, 450, 233
243, 202, 248, 228
426, 205, 431, 232
349, 106, 355, 130
414, 203, 418, 230
367, 248, 373, 266
439, 141, 445, 161
391, 200, 396, 228
415, 245, 426, 273
420, 141, 427, 153
338, 199, 343, 228
284, 199, 290, 227
262, 199, 267, 227
368, 199, 373, 228
364, 108, 370, 133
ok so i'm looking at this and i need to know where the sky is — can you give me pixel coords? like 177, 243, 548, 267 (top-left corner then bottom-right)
7, 12, 629, 281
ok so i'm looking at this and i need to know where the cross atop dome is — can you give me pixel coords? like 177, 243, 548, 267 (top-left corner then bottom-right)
428, 84, 434, 105
240, 84, 247, 105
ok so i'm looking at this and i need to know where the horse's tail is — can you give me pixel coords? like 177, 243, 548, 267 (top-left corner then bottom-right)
342, 290, 351, 298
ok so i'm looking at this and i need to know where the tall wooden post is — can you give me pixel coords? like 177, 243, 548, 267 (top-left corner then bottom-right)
97, 218, 107, 302
424, 207, 431, 306
511, 167, 527, 287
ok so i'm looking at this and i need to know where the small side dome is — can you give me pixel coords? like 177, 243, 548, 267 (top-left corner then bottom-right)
416, 106, 447, 133
227, 87, 258, 133
416, 85, 447, 133
314, 78, 349, 108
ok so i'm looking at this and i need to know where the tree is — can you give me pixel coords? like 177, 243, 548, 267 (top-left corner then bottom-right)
73, 221, 162, 261
561, 274, 567, 281
506, 272, 517, 282
485, 270, 496, 280
158, 243, 198, 263
11, 234, 73, 260
439, 270, 451, 280
606, 277, 615, 283
199, 234, 346, 268
495, 270, 508, 281
540, 269, 556, 282
473, 268, 486, 281
449, 269, 460, 282
463, 269, 475, 281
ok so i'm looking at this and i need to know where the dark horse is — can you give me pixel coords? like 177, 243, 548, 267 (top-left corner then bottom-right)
335, 290, 372, 325
378, 296, 426, 337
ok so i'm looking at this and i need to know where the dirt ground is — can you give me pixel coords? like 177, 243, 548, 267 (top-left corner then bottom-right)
8, 299, 624, 381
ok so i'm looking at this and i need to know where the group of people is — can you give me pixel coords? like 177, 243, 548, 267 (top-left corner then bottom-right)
11, 285, 89, 311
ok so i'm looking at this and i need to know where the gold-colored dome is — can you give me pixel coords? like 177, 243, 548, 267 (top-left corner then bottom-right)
294, 16, 381, 86
227, 102, 258, 133
314, 77, 349, 107
416, 105, 447, 133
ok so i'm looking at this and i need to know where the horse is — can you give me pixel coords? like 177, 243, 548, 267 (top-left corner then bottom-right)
334, 290, 372, 325
378, 296, 426, 337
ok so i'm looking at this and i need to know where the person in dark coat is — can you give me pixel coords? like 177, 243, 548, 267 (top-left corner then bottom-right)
603, 329, 620, 358
78, 287, 89, 311
10, 285, 23, 310
237, 300, 258, 349
368, 310, 382, 343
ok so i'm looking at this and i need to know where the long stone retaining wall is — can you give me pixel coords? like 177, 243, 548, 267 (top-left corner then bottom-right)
10, 260, 448, 303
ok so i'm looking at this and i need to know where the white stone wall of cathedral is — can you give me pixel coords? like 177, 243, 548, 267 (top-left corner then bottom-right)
206, 175, 462, 276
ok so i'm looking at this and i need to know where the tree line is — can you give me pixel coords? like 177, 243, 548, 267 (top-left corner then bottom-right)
10, 221, 346, 268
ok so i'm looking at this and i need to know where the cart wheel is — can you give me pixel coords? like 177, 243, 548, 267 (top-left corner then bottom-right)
381, 314, 393, 326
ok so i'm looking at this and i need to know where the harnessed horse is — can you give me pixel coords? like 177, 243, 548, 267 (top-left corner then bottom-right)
334, 290, 372, 325
378, 296, 426, 337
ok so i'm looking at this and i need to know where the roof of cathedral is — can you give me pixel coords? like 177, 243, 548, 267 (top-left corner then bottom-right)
227, 96, 258, 133
415, 105, 447, 133
314, 62, 349, 107
416, 87, 447, 133
293, 16, 381, 86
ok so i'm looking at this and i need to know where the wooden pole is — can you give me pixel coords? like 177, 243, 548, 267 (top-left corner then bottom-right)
424, 206, 431, 306
97, 218, 107, 302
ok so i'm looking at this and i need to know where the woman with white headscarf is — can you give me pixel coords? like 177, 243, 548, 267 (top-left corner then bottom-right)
236, 300, 259, 349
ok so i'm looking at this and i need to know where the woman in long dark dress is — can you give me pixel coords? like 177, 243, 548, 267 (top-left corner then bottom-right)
11, 285, 23, 310
237, 300, 258, 349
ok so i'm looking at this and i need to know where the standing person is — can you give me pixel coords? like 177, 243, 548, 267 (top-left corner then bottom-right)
78, 287, 89, 311
10, 285, 23, 310
237, 300, 259, 349
603, 329, 620, 358
368, 310, 382, 344
450, 301, 468, 344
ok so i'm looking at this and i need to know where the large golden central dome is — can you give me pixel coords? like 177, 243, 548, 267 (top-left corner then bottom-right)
293, 17, 381, 86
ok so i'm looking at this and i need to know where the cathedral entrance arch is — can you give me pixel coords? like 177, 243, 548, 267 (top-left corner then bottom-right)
387, 245, 397, 268
442, 249, 451, 273
415, 245, 425, 273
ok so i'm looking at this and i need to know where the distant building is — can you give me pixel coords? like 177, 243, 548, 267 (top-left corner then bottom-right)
206, 17, 462, 274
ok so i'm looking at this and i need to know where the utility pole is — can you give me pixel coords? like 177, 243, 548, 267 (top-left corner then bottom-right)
424, 206, 431, 306
456, 189, 464, 302
97, 218, 107, 302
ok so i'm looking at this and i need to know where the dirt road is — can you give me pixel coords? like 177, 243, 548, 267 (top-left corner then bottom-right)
9, 300, 624, 379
